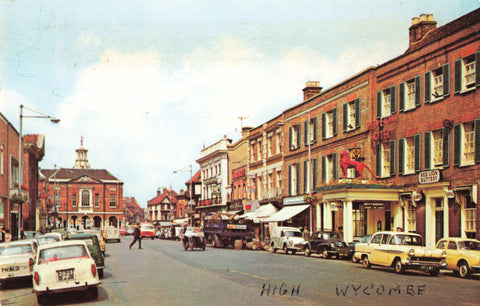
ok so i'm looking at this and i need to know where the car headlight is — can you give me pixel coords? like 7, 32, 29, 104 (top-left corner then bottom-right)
330, 243, 335, 248
442, 251, 447, 259
408, 249, 415, 257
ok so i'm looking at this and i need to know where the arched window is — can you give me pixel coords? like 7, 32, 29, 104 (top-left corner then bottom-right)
82, 190, 90, 207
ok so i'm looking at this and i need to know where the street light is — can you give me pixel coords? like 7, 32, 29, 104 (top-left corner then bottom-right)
173, 165, 193, 226
18, 104, 60, 239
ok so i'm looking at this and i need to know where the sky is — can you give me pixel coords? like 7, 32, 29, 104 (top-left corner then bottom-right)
0, 1, 478, 207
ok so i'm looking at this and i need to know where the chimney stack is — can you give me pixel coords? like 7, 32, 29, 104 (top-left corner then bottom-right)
409, 14, 436, 46
303, 81, 322, 101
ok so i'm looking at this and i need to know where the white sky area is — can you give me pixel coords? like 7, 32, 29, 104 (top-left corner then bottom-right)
0, 1, 478, 207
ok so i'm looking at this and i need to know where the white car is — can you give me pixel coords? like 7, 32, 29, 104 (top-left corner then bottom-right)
36, 232, 63, 245
32, 240, 101, 305
270, 226, 306, 255
0, 239, 37, 287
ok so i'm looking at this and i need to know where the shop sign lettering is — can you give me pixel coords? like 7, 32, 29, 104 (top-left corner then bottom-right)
418, 170, 440, 184
367, 115, 397, 143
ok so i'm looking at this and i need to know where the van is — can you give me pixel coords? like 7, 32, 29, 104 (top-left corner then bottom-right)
270, 226, 305, 255
140, 223, 155, 240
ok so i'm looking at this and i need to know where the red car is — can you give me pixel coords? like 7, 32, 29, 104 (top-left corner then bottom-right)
119, 228, 127, 235
140, 223, 155, 240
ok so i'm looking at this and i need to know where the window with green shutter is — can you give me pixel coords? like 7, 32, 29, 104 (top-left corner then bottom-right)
399, 138, 405, 175
424, 131, 431, 170
453, 124, 461, 166
312, 158, 318, 190
443, 127, 450, 168
375, 144, 381, 177
414, 134, 421, 172
390, 140, 396, 176
475, 119, 480, 164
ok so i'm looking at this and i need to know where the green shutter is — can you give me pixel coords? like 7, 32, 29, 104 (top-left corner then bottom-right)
399, 138, 405, 175
390, 140, 396, 176
322, 156, 327, 182
289, 127, 293, 150
288, 164, 292, 195
414, 134, 421, 172
303, 160, 308, 193
424, 131, 431, 170
332, 108, 337, 137
376, 91, 382, 119
304, 121, 309, 146
415, 76, 421, 107
313, 117, 318, 142
312, 158, 317, 190
442, 127, 450, 168
296, 163, 300, 195
355, 99, 361, 129
376, 144, 381, 176
390, 85, 396, 114
343, 103, 348, 132
443, 63, 450, 97
476, 52, 480, 87
453, 124, 461, 166
399, 82, 405, 112
454, 59, 462, 94
297, 124, 301, 148
322, 113, 326, 140
332, 153, 338, 180
475, 119, 480, 163
424, 72, 431, 103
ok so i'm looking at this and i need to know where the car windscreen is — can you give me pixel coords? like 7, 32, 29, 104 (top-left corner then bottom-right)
285, 231, 302, 238
141, 225, 154, 231
0, 244, 33, 256
37, 236, 59, 244
458, 240, 480, 251
390, 234, 422, 246
38, 245, 89, 264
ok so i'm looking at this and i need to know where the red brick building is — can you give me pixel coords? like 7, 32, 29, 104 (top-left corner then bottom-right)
39, 141, 124, 230
373, 11, 480, 247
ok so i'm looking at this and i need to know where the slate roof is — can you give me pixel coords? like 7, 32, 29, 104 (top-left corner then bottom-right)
405, 8, 480, 54
147, 189, 178, 206
40, 168, 119, 181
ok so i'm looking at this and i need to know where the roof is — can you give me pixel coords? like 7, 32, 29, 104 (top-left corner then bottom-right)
40, 168, 120, 181
147, 189, 178, 206
186, 169, 201, 184
405, 8, 480, 54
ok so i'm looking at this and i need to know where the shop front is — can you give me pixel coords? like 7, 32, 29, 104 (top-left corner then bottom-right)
319, 182, 403, 243
263, 196, 311, 236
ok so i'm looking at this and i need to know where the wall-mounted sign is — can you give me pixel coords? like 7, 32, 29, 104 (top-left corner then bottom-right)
284, 196, 305, 206
445, 190, 455, 199
418, 170, 440, 184
413, 191, 423, 202
364, 203, 384, 209
331, 203, 338, 211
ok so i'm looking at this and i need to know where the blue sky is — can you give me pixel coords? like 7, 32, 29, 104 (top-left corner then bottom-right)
1, 1, 478, 207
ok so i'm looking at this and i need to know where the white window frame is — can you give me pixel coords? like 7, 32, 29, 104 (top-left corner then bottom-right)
461, 123, 475, 166
404, 137, 416, 174
382, 89, 392, 118
326, 111, 334, 139
431, 67, 444, 101
432, 130, 443, 168
405, 79, 416, 110
381, 143, 391, 178
464, 56, 476, 90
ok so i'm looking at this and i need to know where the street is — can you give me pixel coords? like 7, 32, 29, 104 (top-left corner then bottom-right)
2, 238, 480, 305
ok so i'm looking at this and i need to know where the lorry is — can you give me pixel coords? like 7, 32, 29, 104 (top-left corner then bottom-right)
203, 220, 254, 248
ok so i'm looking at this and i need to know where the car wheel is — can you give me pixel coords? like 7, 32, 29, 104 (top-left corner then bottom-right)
291, 250, 297, 255
283, 244, 289, 254
458, 262, 471, 279
271, 243, 277, 253
304, 246, 311, 257
87, 287, 99, 300
322, 249, 330, 259
362, 256, 371, 269
98, 268, 104, 279
394, 259, 405, 274
429, 267, 440, 276
37, 294, 48, 305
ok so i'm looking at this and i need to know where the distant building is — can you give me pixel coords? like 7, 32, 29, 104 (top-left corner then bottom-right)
147, 187, 178, 223
123, 197, 144, 225
39, 139, 124, 230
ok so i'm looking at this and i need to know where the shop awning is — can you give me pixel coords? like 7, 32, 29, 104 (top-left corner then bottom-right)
262, 204, 310, 222
239, 204, 277, 223
173, 218, 189, 225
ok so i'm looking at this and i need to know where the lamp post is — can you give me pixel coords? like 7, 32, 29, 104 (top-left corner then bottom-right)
18, 104, 60, 239
173, 165, 193, 226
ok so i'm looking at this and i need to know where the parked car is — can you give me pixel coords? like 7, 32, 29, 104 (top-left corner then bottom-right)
270, 226, 305, 255
0, 239, 37, 287
36, 232, 63, 245
435, 237, 480, 278
119, 227, 127, 235
81, 229, 106, 256
32, 240, 101, 305
66, 233, 105, 278
103, 226, 121, 243
350, 235, 372, 263
354, 231, 446, 276
126, 225, 135, 235
304, 231, 353, 259
140, 223, 155, 240
23, 230, 39, 239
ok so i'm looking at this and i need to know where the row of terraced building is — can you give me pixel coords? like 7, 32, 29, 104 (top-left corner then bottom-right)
196, 9, 480, 248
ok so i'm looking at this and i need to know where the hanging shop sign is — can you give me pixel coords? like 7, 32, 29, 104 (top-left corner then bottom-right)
418, 170, 440, 184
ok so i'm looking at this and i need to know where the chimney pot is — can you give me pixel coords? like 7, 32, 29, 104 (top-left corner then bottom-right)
412, 17, 419, 25
303, 81, 322, 101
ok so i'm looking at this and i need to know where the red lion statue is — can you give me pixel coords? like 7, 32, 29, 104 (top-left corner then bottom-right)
339, 150, 377, 179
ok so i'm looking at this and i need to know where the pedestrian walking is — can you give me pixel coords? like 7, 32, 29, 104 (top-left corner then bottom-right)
129, 223, 142, 249
302, 226, 310, 241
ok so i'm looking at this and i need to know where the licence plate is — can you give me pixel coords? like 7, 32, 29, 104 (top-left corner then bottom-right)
57, 268, 75, 281
2, 265, 20, 272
